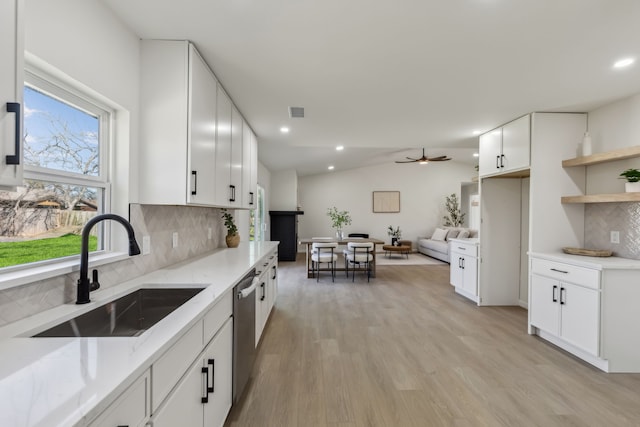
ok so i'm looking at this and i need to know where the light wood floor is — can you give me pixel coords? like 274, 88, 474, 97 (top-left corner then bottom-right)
225, 256, 640, 427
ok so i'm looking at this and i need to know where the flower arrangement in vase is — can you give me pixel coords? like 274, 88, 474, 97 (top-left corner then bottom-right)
387, 225, 402, 245
327, 207, 351, 239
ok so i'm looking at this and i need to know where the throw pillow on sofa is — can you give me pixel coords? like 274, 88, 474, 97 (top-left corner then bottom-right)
431, 228, 448, 241
457, 230, 470, 239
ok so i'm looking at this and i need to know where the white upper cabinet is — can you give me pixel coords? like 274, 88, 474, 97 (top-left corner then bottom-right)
214, 85, 232, 206
242, 120, 258, 209
230, 105, 243, 208
479, 115, 530, 177
0, 0, 24, 189
139, 40, 257, 209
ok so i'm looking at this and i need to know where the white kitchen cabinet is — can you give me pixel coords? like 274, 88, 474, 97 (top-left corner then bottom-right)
229, 105, 244, 207
152, 290, 233, 427
88, 370, 150, 427
449, 239, 478, 303
214, 85, 233, 206
478, 115, 530, 177
242, 120, 258, 208
139, 40, 218, 206
152, 318, 233, 427
0, 0, 24, 189
255, 249, 278, 346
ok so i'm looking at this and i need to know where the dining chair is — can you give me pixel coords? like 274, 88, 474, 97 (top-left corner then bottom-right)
343, 241, 374, 282
311, 242, 338, 282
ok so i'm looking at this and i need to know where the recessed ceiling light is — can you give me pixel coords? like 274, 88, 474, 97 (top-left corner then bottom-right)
336, 145, 344, 151
473, 152, 479, 157
328, 165, 335, 170
472, 130, 482, 135
280, 126, 290, 133
613, 58, 635, 69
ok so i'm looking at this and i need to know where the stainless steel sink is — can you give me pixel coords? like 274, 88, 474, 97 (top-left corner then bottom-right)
33, 287, 204, 337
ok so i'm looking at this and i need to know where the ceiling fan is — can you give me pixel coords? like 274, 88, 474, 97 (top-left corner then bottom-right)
395, 148, 451, 164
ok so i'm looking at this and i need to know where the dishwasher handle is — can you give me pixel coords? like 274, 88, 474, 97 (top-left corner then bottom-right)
238, 277, 259, 299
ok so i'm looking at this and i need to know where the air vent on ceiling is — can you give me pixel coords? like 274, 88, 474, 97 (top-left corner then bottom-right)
289, 106, 305, 118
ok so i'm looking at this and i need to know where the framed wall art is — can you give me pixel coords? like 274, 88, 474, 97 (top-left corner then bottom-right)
372, 191, 400, 213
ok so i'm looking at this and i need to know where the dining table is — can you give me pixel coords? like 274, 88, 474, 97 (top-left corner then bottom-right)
298, 237, 385, 279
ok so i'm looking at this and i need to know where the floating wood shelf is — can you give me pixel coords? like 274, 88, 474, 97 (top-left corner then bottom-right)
561, 193, 640, 204
562, 145, 640, 167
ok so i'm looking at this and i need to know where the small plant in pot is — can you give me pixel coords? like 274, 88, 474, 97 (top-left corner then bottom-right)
619, 168, 640, 193
221, 209, 240, 248
327, 207, 351, 240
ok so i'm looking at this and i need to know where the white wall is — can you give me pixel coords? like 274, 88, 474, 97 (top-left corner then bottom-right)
270, 169, 298, 211
25, 0, 141, 206
298, 161, 474, 249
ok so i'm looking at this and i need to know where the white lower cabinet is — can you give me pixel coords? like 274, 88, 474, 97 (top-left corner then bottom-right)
255, 250, 278, 347
530, 274, 599, 355
151, 290, 233, 427
449, 239, 478, 303
88, 370, 150, 427
152, 318, 233, 427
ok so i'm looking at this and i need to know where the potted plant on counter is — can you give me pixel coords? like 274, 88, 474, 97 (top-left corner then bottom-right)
221, 209, 240, 248
619, 168, 640, 192
327, 207, 351, 240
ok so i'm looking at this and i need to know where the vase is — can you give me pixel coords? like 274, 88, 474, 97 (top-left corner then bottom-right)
625, 182, 640, 193
336, 230, 344, 240
391, 237, 398, 246
582, 132, 592, 156
226, 233, 240, 248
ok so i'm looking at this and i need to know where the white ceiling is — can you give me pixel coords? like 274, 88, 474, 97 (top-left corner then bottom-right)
102, 0, 640, 176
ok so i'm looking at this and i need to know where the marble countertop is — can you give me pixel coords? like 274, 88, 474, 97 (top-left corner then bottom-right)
529, 251, 640, 270
0, 241, 278, 427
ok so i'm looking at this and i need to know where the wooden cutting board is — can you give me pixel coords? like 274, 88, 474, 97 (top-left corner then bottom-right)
562, 247, 613, 257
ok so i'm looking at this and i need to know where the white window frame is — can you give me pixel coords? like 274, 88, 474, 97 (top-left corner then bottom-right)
0, 58, 129, 290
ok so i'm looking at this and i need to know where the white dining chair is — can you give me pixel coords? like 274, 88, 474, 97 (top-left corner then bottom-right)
311, 242, 338, 282
343, 241, 374, 282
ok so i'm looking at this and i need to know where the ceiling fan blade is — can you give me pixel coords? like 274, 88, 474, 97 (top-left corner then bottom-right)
394, 159, 419, 163
428, 156, 451, 161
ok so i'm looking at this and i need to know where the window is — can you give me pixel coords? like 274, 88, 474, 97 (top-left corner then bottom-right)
0, 68, 111, 269
249, 185, 265, 242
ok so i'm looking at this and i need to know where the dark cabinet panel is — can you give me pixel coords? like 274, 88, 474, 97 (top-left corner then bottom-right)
269, 211, 303, 261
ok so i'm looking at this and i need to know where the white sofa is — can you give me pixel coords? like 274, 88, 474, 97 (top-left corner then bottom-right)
417, 226, 478, 263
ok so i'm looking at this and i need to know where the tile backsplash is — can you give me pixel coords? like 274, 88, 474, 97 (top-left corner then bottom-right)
0, 204, 227, 327
585, 203, 640, 259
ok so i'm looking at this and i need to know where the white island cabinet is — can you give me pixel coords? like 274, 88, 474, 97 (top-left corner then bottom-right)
529, 252, 640, 372
0, 0, 23, 189
449, 238, 478, 303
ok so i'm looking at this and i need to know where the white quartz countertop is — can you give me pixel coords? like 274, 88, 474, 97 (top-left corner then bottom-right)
0, 241, 278, 427
529, 251, 640, 270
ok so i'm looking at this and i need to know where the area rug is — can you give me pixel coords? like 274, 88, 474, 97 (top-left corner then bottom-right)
375, 252, 447, 266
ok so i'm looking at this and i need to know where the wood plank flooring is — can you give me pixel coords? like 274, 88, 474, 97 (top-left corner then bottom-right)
225, 256, 640, 427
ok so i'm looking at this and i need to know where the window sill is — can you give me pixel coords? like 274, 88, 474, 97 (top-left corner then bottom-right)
0, 252, 129, 291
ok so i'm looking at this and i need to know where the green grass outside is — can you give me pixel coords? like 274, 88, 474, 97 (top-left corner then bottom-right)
0, 234, 98, 268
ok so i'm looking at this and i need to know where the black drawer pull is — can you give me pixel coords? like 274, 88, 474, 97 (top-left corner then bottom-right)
550, 268, 568, 274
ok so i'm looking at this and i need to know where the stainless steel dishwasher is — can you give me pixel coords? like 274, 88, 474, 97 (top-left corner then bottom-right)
233, 268, 258, 403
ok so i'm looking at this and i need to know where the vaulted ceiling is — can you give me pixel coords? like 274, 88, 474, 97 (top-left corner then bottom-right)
103, 0, 640, 176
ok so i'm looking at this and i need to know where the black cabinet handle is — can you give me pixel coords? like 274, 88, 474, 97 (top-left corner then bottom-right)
552, 285, 558, 302
261, 282, 266, 301
461, 258, 465, 269
229, 185, 236, 202
496, 155, 500, 169
201, 366, 209, 403
191, 171, 197, 195
6, 102, 20, 165
207, 358, 215, 393
500, 154, 505, 168
249, 191, 254, 205
550, 268, 568, 274
560, 287, 566, 305
272, 265, 277, 280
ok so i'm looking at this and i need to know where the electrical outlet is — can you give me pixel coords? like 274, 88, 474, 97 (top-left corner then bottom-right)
611, 231, 620, 244
208, 228, 212, 240
172, 232, 179, 248
142, 235, 151, 255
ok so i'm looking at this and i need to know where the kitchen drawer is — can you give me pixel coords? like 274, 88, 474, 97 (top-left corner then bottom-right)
203, 288, 232, 345
152, 320, 204, 411
450, 240, 478, 257
88, 369, 150, 427
531, 258, 600, 289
